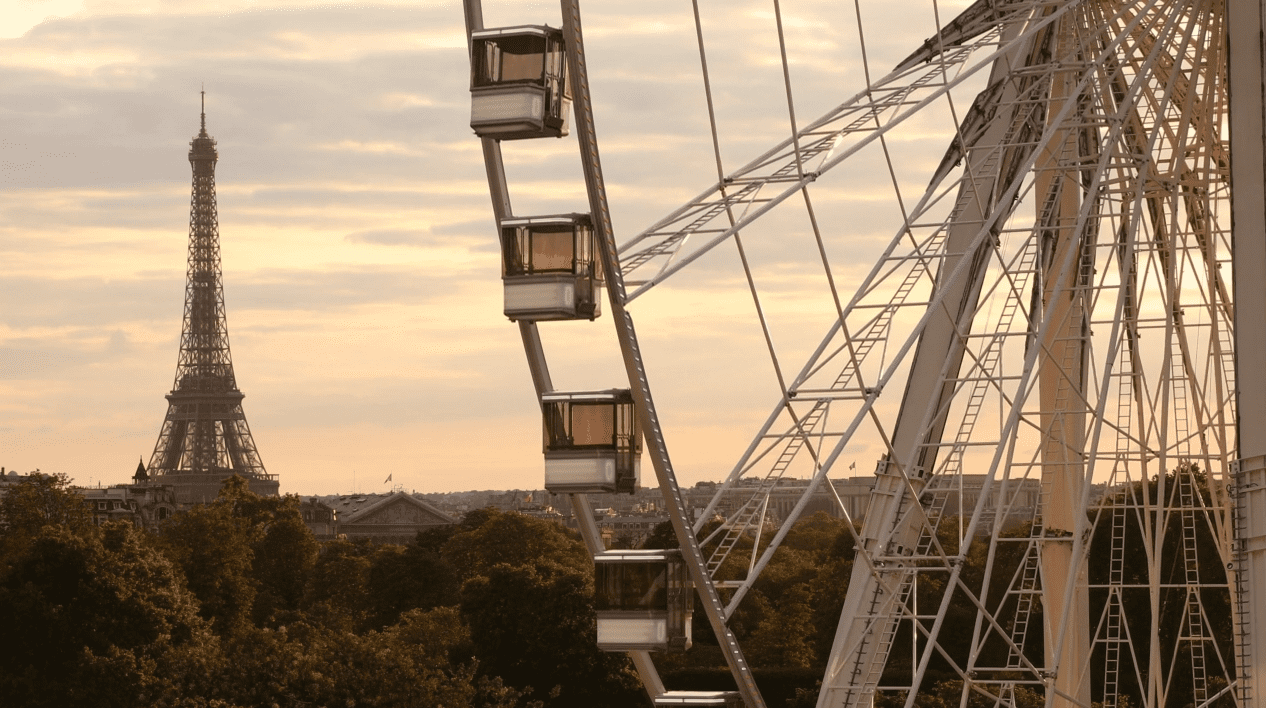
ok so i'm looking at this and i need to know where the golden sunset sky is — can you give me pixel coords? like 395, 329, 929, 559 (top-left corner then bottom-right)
1, 0, 966, 494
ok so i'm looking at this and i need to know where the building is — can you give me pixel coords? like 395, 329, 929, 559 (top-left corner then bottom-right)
680, 477, 876, 524
310, 491, 456, 543
595, 510, 669, 548
80, 461, 179, 529
298, 497, 337, 540
0, 463, 179, 531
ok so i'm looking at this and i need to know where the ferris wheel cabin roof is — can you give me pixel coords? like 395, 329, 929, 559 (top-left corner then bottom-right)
470, 25, 557, 41
653, 691, 743, 707
540, 389, 632, 404
595, 549, 680, 563
500, 213, 591, 228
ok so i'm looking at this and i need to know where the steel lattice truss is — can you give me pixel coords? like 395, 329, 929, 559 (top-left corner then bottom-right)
148, 104, 269, 487
656, 1, 1239, 707
469, 0, 1246, 706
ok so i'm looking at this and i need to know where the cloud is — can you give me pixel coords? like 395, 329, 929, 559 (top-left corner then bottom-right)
344, 227, 434, 246
0, 0, 979, 494
231, 265, 466, 310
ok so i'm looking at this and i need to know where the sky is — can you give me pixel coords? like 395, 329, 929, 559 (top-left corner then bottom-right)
0, 0, 971, 495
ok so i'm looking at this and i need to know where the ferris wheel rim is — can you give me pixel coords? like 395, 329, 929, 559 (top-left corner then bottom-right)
465, 0, 1247, 707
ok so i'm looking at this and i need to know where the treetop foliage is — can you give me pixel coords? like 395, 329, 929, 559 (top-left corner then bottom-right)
4, 467, 1229, 708
0, 472, 92, 560
0, 476, 640, 707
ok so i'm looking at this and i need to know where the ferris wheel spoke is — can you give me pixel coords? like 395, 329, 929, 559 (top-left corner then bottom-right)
698, 1, 1154, 615
617, 1, 1083, 301
466, 0, 1250, 704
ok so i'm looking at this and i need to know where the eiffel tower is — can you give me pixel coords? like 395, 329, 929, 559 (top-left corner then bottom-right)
147, 93, 278, 504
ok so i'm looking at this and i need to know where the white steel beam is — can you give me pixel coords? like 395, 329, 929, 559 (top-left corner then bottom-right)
1228, 1, 1266, 707
556, 1, 766, 706
1033, 13, 1091, 708
816, 13, 1041, 707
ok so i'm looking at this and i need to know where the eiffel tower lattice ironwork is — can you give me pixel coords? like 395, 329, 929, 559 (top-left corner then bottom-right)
147, 93, 278, 504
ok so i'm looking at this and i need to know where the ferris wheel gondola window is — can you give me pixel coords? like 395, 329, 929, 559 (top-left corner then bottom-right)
500, 214, 601, 321
469, 25, 571, 140
593, 550, 692, 652
541, 390, 640, 494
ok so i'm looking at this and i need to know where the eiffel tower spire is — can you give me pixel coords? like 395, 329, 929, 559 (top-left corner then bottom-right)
148, 94, 278, 503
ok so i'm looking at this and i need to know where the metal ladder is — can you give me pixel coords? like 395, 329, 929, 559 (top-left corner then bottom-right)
1043, 222, 1092, 461
1213, 304, 1236, 422
822, 231, 947, 395
845, 563, 916, 708
991, 503, 1045, 707
706, 402, 828, 577
1006, 506, 1046, 673
1168, 295, 1209, 704
1233, 463, 1255, 708
1102, 488, 1128, 708
620, 35, 983, 283
932, 235, 1039, 505
1178, 467, 1210, 706
1103, 305, 1138, 708
1170, 315, 1192, 459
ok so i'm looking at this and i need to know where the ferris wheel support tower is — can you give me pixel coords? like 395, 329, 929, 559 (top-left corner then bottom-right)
1230, 1, 1266, 706
464, 0, 1266, 705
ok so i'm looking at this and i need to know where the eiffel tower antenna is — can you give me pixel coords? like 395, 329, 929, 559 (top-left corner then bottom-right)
147, 94, 278, 504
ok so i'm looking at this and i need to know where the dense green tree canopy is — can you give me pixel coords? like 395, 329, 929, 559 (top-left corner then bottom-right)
443, 507, 592, 583
156, 476, 320, 634
155, 498, 258, 636
0, 522, 213, 708
0, 472, 91, 561
462, 560, 644, 708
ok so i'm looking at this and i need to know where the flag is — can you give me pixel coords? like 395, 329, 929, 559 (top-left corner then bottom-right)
849, 461, 856, 471
384, 473, 392, 484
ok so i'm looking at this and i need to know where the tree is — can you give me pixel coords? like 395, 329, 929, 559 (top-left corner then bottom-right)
0, 522, 217, 708
711, 513, 858, 669
248, 508, 318, 626
442, 508, 591, 584
746, 582, 817, 669
460, 561, 644, 708
641, 520, 678, 550
304, 538, 375, 630
211, 475, 319, 624
156, 475, 319, 633
156, 500, 257, 636
365, 539, 460, 630
214, 608, 522, 708
0, 472, 92, 561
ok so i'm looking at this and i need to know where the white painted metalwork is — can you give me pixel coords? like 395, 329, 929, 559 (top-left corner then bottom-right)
463, 0, 1265, 707
654, 691, 744, 708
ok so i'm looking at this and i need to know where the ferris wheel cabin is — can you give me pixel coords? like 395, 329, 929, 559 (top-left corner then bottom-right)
542, 389, 639, 494
653, 692, 743, 708
594, 550, 693, 652
469, 26, 571, 140
501, 214, 602, 321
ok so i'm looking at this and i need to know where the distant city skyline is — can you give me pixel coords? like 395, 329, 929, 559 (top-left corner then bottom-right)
1, 0, 959, 495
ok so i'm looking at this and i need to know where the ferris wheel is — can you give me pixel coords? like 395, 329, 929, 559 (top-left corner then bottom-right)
460, 1, 1266, 707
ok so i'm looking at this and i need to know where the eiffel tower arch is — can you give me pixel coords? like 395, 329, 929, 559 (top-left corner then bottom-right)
147, 94, 278, 505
